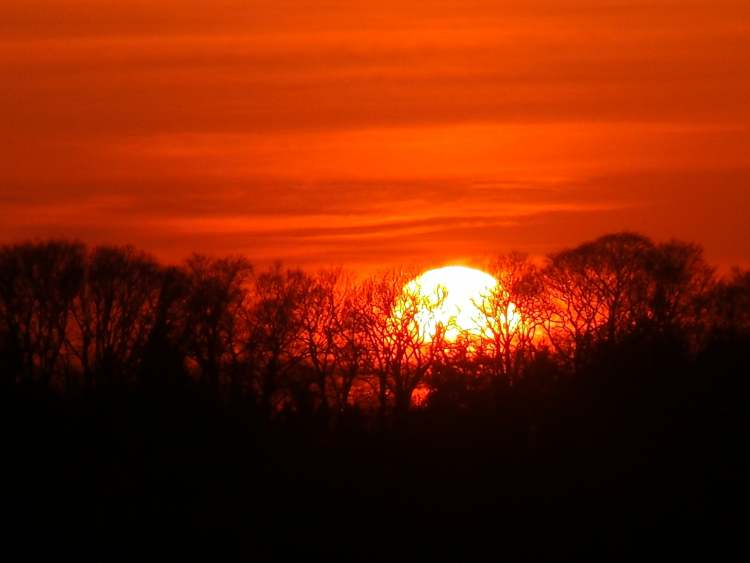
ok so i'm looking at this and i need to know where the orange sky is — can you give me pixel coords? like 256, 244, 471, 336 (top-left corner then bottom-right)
2, 1, 749, 270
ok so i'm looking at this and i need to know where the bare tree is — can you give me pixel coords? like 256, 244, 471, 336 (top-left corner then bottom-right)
182, 255, 252, 391
139, 265, 190, 387
242, 264, 307, 416
537, 233, 654, 367
0, 241, 85, 386
645, 240, 715, 339
473, 253, 543, 389
298, 269, 344, 413
67, 245, 163, 387
707, 268, 750, 337
360, 270, 448, 422
330, 279, 370, 414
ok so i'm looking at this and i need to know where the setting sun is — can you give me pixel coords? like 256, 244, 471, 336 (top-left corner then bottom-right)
402, 266, 499, 341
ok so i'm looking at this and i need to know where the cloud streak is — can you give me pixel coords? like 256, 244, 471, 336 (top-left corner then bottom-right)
1, 1, 749, 269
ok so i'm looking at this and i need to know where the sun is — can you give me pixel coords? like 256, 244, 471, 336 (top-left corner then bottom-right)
401, 266, 500, 341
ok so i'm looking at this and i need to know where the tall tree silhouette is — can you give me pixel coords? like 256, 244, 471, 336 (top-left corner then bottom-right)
474, 253, 543, 391
139, 265, 189, 388
242, 264, 307, 416
298, 269, 345, 414
329, 278, 370, 414
360, 270, 448, 422
708, 268, 750, 337
67, 245, 162, 387
538, 232, 654, 368
182, 255, 252, 391
639, 240, 715, 352
0, 241, 84, 386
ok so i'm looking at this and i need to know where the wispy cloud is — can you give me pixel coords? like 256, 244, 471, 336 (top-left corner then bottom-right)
1, 1, 749, 268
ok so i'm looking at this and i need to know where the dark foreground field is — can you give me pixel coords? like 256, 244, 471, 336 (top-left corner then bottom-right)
4, 344, 746, 561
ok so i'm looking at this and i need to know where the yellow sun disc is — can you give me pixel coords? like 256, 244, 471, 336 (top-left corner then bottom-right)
403, 266, 499, 341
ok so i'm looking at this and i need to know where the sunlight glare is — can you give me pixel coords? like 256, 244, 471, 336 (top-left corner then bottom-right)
402, 266, 499, 341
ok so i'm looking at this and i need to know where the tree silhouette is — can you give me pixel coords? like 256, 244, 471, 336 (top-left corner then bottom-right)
139, 265, 189, 389
359, 270, 448, 422
182, 254, 252, 392
0, 241, 84, 386
538, 233, 658, 368
242, 263, 307, 416
473, 253, 543, 393
708, 267, 750, 337
67, 245, 162, 387
0, 232, 744, 428
298, 269, 345, 414
329, 278, 370, 415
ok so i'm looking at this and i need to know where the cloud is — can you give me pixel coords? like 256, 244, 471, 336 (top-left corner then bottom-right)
1, 1, 749, 269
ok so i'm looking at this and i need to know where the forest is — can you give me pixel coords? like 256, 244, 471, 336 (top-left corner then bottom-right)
2, 232, 748, 558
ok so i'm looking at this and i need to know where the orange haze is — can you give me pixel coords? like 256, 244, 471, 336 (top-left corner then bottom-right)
1, 1, 749, 269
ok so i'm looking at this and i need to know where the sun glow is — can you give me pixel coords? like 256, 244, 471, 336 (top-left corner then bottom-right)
401, 266, 502, 341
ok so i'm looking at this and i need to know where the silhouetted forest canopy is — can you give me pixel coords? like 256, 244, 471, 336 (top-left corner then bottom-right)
2, 232, 747, 558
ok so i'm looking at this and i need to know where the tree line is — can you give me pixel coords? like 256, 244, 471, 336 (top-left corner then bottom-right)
1, 232, 748, 423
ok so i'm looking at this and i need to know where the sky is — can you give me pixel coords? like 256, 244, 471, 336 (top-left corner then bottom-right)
1, 1, 749, 270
